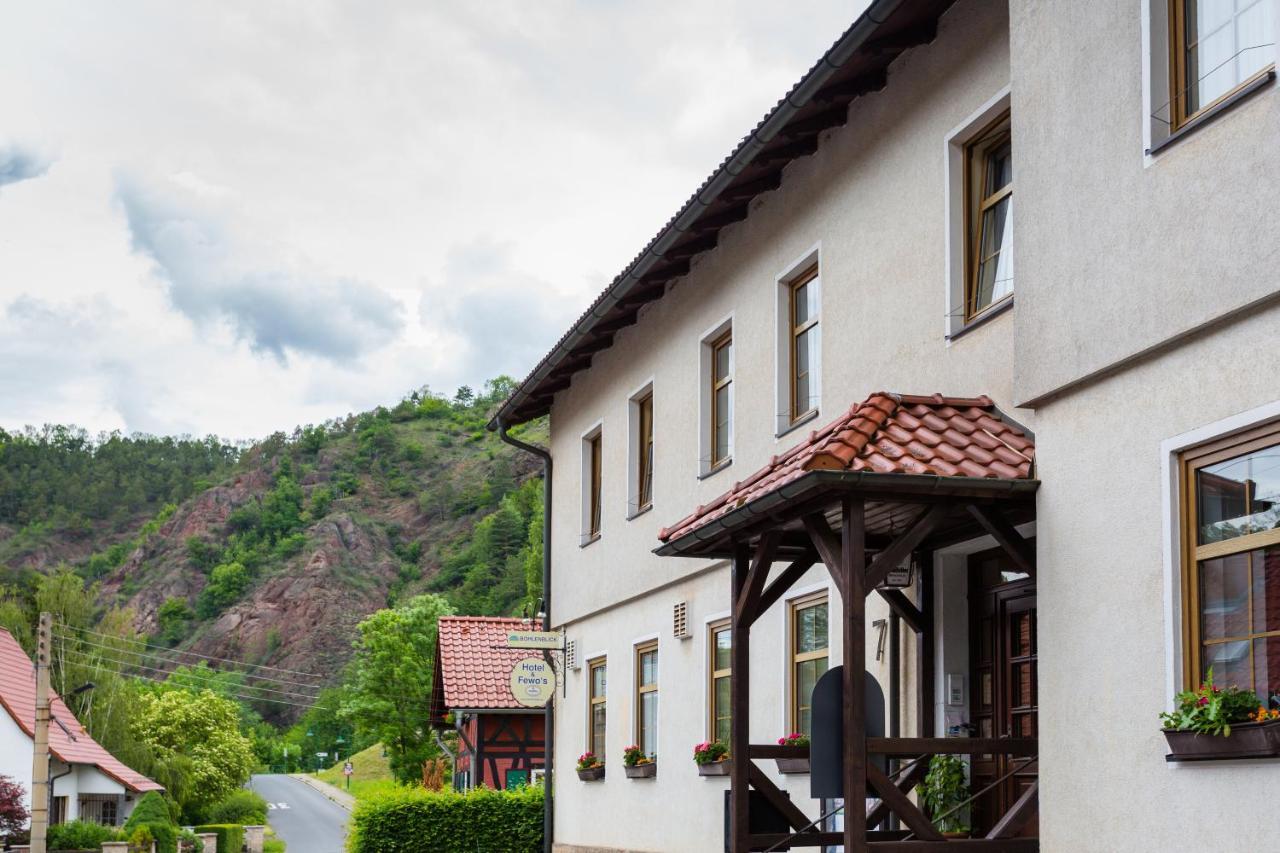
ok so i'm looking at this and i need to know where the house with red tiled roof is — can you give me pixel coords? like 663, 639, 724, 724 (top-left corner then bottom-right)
429, 616, 546, 791
0, 628, 162, 829
485, 0, 1280, 850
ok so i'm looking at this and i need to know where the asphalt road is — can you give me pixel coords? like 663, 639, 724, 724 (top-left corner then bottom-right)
251, 773, 348, 853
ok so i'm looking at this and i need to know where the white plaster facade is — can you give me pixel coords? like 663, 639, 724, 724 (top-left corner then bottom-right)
510, 1, 1280, 851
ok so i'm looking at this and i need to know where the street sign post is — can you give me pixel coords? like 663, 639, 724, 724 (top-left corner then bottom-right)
344, 761, 354, 790
510, 657, 555, 707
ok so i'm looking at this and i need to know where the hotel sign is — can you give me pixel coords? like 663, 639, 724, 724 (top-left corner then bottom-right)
510, 657, 555, 707
505, 629, 564, 650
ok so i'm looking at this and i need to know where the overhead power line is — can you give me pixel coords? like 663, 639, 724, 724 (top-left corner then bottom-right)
56, 622, 325, 679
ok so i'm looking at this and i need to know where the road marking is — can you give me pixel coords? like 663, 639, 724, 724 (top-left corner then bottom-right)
277, 802, 290, 809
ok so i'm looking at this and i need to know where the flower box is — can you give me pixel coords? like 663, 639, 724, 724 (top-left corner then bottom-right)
624, 761, 657, 778
775, 757, 810, 774
1164, 719, 1280, 760
576, 764, 605, 781
697, 758, 731, 776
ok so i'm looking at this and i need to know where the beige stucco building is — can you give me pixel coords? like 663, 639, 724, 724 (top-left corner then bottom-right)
494, 1, 1280, 851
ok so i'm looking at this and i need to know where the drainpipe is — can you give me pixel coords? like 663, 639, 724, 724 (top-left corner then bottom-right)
495, 418, 553, 853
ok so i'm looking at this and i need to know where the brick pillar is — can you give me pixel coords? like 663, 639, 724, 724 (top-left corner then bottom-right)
243, 825, 265, 853
196, 833, 218, 853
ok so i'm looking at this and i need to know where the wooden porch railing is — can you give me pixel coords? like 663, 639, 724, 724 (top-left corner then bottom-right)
740, 738, 1039, 852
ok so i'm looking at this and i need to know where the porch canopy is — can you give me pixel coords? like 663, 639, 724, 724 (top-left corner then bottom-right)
656, 393, 1040, 853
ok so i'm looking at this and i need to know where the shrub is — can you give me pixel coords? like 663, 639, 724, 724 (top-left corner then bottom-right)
348, 785, 542, 853
124, 791, 178, 853
193, 824, 245, 853
1160, 667, 1263, 736
202, 788, 267, 825
47, 819, 123, 850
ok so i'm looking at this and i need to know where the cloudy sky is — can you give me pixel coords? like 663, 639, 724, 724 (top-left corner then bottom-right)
0, 0, 863, 440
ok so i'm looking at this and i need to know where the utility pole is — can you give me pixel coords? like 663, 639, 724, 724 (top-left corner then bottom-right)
30, 611, 52, 853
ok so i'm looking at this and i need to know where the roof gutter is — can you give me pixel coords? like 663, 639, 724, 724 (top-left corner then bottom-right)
491, 0, 907, 427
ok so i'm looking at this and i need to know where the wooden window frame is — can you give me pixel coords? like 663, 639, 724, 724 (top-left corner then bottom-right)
636, 393, 654, 512
787, 266, 820, 424
587, 657, 607, 757
634, 640, 659, 756
710, 330, 733, 468
707, 619, 731, 743
1168, 0, 1278, 131
588, 432, 602, 539
789, 591, 829, 734
963, 111, 1013, 322
1179, 419, 1280, 690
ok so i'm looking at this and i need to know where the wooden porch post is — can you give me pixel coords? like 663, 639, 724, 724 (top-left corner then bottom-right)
730, 542, 751, 853
918, 548, 935, 738
842, 498, 867, 853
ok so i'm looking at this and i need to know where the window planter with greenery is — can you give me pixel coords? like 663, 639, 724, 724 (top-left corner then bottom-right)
622, 745, 656, 779
1160, 668, 1280, 761
693, 741, 730, 777
917, 754, 970, 839
774, 733, 810, 774
576, 752, 605, 781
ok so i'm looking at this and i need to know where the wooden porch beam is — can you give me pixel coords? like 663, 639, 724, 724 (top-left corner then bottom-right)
865, 758, 930, 829
865, 737, 1038, 757
876, 588, 924, 635
755, 555, 818, 620
842, 497, 868, 853
803, 513, 847, 601
965, 503, 1035, 577
865, 504, 951, 590
866, 763, 944, 841
986, 780, 1039, 840
866, 841, 1039, 852
747, 761, 815, 832
734, 532, 780, 628
729, 543, 751, 853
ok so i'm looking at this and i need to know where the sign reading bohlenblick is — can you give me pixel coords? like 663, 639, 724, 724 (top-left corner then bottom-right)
505, 629, 564, 650
510, 657, 555, 707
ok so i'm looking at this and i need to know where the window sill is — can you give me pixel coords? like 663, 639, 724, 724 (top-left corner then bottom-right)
776, 409, 820, 440
947, 296, 1014, 342
579, 533, 601, 549
627, 504, 653, 521
699, 459, 732, 481
1165, 752, 1280, 764
1148, 68, 1276, 157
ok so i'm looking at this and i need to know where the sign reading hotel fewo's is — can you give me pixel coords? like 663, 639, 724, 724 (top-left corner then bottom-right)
510, 657, 555, 707
505, 629, 563, 650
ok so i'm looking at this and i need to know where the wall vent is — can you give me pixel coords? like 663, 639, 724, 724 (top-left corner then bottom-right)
565, 639, 580, 671
673, 601, 690, 640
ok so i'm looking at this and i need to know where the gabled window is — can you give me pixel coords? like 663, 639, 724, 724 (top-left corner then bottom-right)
790, 592, 829, 736
588, 657, 607, 757
581, 428, 602, 544
1180, 422, 1280, 703
964, 112, 1013, 320
1170, 0, 1276, 130
788, 267, 821, 424
635, 641, 659, 758
708, 620, 731, 744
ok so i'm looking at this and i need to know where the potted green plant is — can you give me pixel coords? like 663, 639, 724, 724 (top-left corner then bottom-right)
576, 751, 605, 781
917, 754, 970, 838
775, 733, 810, 774
1160, 668, 1280, 759
693, 740, 730, 776
623, 744, 656, 778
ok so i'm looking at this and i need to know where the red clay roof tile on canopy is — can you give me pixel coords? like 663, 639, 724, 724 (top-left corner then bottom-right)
658, 392, 1034, 544
0, 628, 163, 793
435, 616, 545, 712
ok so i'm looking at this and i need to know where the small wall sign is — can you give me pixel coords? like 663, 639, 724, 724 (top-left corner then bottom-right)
506, 630, 564, 650
510, 657, 556, 707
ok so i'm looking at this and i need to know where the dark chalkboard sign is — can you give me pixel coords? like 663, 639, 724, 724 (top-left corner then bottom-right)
811, 667, 886, 799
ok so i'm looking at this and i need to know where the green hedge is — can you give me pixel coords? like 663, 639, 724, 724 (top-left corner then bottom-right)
47, 819, 124, 850
201, 789, 268, 825
193, 823, 245, 853
348, 785, 542, 852
124, 792, 178, 853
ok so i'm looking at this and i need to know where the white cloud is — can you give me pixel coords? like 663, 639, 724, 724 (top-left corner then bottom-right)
0, 141, 50, 189
0, 0, 865, 438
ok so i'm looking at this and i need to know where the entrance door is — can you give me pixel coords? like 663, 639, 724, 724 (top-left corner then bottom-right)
968, 548, 1037, 837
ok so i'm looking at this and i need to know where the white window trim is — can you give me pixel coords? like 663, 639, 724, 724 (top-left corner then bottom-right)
774, 243, 822, 438
1160, 399, 1280, 716
943, 85, 1012, 342
779, 581, 831, 735
703, 608, 731, 741
579, 420, 603, 544
626, 379, 655, 519
699, 314, 734, 477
